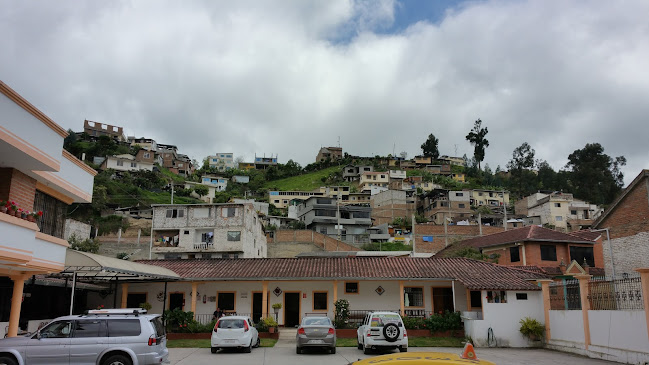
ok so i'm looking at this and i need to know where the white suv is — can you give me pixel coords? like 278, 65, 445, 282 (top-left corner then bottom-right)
356, 312, 407, 354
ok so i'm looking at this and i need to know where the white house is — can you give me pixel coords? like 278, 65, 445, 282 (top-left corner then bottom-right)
100, 154, 154, 172
201, 175, 228, 192
208, 153, 235, 172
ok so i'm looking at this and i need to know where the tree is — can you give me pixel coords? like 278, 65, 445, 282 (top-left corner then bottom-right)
465, 119, 489, 170
420, 134, 440, 159
194, 185, 209, 198
507, 142, 536, 198
69, 235, 101, 254
564, 143, 626, 205
450, 247, 499, 263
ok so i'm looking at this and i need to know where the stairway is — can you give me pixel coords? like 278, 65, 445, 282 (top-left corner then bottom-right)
274, 327, 297, 348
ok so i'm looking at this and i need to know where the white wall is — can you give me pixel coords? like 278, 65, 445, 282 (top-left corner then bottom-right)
549, 310, 584, 344
464, 290, 544, 347
589, 310, 649, 354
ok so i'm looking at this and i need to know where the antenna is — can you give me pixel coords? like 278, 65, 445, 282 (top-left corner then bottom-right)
393, 143, 395, 157
338, 136, 341, 148
454, 144, 458, 157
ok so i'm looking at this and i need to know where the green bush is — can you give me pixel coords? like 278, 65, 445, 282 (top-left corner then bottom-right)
519, 317, 544, 340
256, 317, 278, 332
402, 316, 427, 330
425, 311, 462, 333
163, 308, 195, 332
334, 299, 351, 329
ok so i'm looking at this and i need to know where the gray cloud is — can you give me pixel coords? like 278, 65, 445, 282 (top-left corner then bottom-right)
1, 0, 647, 184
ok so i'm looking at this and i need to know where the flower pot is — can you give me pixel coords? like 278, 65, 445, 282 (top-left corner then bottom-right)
269, 327, 275, 334
0, 207, 6, 214
13, 210, 21, 218
27, 216, 35, 222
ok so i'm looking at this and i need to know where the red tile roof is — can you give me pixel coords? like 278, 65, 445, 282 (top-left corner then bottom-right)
568, 230, 602, 241
136, 257, 547, 291
435, 225, 596, 257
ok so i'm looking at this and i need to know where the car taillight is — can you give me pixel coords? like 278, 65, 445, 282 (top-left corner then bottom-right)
214, 320, 220, 333
148, 335, 157, 346
404, 330, 407, 337
298, 327, 305, 335
367, 332, 371, 337
244, 320, 249, 332
328, 328, 335, 335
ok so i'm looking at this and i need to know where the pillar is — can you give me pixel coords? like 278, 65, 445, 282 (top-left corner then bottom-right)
333, 280, 338, 304
575, 274, 592, 349
399, 280, 405, 315
537, 279, 553, 341
262, 281, 268, 318
7, 274, 28, 337
120, 283, 129, 308
191, 282, 197, 320
635, 268, 649, 343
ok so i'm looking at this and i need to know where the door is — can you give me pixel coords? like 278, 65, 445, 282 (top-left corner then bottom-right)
26, 320, 72, 364
69, 319, 107, 365
169, 293, 184, 311
284, 292, 300, 328
432, 287, 455, 313
127, 293, 147, 309
252, 292, 268, 323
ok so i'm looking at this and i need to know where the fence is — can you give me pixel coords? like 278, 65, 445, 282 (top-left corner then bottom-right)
588, 275, 644, 310
195, 312, 253, 325
549, 279, 581, 310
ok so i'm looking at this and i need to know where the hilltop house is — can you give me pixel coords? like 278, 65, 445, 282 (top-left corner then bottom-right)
515, 192, 602, 231
296, 196, 372, 244
316, 146, 343, 162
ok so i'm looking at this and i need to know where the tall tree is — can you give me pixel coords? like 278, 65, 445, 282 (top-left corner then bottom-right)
564, 143, 626, 205
420, 134, 440, 159
536, 160, 557, 190
465, 119, 489, 170
507, 142, 536, 198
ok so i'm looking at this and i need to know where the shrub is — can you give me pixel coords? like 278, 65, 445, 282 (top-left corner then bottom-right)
139, 302, 152, 311
334, 299, 350, 329
402, 316, 427, 330
256, 317, 278, 332
425, 311, 462, 333
163, 308, 195, 332
519, 317, 544, 340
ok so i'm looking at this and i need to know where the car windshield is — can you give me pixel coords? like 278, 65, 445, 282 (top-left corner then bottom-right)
218, 319, 245, 329
303, 318, 330, 326
369, 314, 401, 327
150, 316, 165, 337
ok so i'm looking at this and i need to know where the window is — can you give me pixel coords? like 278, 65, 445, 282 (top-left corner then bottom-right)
319, 227, 327, 234
117, 160, 124, 166
144, 152, 150, 158
126, 293, 147, 308
72, 320, 103, 338
432, 287, 454, 313
404, 287, 424, 307
340, 211, 350, 219
554, 203, 561, 207
456, 192, 464, 197
316, 198, 333, 204
345, 282, 359, 294
458, 203, 466, 209
353, 211, 370, 219
40, 320, 73, 338
313, 292, 328, 311
555, 216, 563, 221
571, 210, 577, 215
510, 246, 520, 262
315, 210, 336, 217
540, 245, 557, 261
469, 291, 482, 308
227, 231, 241, 241
516, 293, 528, 300
217, 292, 236, 311
570, 246, 595, 267
165, 209, 184, 218
223, 207, 236, 217
130, 162, 137, 168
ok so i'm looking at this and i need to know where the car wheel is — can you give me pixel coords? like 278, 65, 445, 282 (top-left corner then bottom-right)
254, 337, 260, 348
399, 346, 408, 352
357, 338, 362, 349
330, 346, 336, 354
296, 346, 301, 354
211, 347, 218, 354
244, 340, 252, 353
0, 356, 18, 365
102, 354, 132, 365
382, 323, 400, 343
363, 346, 372, 355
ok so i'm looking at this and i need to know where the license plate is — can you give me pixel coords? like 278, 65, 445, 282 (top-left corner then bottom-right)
224, 339, 236, 343
308, 340, 324, 344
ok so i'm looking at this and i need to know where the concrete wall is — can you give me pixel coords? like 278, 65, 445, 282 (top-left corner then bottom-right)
464, 290, 544, 347
268, 241, 323, 258
64, 219, 91, 240
603, 231, 649, 276
589, 310, 648, 354
549, 310, 585, 344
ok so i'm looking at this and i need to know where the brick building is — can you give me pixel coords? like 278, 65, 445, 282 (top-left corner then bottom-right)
592, 169, 649, 277
414, 224, 505, 254
83, 119, 126, 141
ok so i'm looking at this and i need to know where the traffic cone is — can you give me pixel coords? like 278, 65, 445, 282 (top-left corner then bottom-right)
460, 342, 477, 360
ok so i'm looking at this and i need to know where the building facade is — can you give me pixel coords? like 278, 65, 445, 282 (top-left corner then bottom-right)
516, 192, 602, 231
316, 147, 343, 162
83, 119, 126, 141
151, 203, 267, 259
100, 154, 155, 172
208, 153, 235, 172
359, 172, 389, 192
1, 80, 96, 337
342, 164, 373, 182
254, 155, 277, 170
296, 196, 372, 244
268, 190, 325, 209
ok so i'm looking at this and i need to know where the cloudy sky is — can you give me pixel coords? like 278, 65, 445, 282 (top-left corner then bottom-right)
1, 0, 648, 184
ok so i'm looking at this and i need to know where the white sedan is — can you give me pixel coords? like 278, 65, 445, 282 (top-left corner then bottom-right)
211, 316, 260, 353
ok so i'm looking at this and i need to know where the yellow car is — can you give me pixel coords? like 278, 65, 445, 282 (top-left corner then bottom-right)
350, 344, 496, 365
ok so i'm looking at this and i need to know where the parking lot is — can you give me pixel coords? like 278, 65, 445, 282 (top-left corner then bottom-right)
169, 346, 620, 365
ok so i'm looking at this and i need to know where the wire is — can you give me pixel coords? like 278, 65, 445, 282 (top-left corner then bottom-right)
487, 327, 497, 347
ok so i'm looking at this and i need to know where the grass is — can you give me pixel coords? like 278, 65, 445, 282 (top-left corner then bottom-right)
166, 338, 277, 348
263, 166, 344, 191
335, 337, 464, 347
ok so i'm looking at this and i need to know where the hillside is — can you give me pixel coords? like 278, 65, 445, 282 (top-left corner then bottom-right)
262, 166, 347, 191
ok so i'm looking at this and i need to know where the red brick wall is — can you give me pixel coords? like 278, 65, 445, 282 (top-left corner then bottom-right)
598, 177, 649, 239
0, 168, 36, 211
494, 241, 604, 268
268, 230, 361, 251
414, 224, 505, 254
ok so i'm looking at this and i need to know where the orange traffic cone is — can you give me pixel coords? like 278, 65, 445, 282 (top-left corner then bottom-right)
460, 342, 477, 360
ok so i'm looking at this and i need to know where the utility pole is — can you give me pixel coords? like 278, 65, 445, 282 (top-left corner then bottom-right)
171, 183, 175, 204
411, 214, 416, 255
502, 190, 507, 231
337, 193, 341, 248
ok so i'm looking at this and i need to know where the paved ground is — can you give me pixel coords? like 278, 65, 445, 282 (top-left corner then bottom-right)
169, 346, 621, 365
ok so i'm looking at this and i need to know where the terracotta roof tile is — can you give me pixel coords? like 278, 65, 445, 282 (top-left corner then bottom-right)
136, 257, 547, 291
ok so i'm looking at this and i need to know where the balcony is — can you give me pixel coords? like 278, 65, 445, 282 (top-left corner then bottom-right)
193, 242, 214, 250
0, 212, 68, 274
28, 151, 95, 203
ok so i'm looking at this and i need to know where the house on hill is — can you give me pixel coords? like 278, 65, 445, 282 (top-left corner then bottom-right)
592, 169, 649, 277
435, 225, 605, 277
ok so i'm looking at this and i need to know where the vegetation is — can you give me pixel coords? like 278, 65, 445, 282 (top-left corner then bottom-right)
262, 166, 343, 191
420, 133, 440, 159
68, 235, 101, 253
465, 119, 490, 170
402, 311, 462, 333
334, 299, 350, 329
450, 247, 500, 263
519, 317, 545, 340
256, 317, 278, 332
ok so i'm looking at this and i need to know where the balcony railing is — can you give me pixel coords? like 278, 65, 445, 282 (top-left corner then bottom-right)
193, 242, 214, 250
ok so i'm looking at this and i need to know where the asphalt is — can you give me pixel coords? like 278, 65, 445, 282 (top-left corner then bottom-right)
169, 346, 621, 365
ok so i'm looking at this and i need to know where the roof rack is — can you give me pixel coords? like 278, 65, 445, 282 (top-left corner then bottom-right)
80, 308, 147, 317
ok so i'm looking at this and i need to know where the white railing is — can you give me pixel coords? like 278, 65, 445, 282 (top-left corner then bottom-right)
193, 242, 214, 250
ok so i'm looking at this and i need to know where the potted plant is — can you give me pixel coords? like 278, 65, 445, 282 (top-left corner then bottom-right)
519, 317, 545, 342
6, 202, 17, 216
139, 302, 153, 311
272, 303, 282, 314
0, 200, 6, 214
31, 211, 43, 223
261, 316, 278, 334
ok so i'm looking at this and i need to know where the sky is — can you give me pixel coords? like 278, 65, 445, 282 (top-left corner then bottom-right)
1, 0, 648, 185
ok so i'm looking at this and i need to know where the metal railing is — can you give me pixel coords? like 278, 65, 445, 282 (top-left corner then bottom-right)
549, 279, 581, 310
195, 312, 254, 325
346, 309, 401, 326
588, 276, 644, 310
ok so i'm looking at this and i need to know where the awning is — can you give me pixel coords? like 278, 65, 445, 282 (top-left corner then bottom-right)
56, 250, 180, 281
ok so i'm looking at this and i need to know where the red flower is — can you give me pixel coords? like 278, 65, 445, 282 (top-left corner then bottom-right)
37, 211, 43, 216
